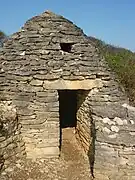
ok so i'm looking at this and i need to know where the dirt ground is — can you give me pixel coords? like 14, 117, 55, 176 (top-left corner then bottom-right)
1, 128, 92, 180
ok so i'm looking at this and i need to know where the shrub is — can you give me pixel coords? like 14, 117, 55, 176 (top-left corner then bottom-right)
88, 36, 135, 105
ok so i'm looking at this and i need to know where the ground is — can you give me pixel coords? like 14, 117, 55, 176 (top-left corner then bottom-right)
0, 128, 92, 180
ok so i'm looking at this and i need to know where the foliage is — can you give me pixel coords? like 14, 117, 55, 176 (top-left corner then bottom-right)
88, 36, 135, 105
0, 31, 6, 39
0, 30, 6, 47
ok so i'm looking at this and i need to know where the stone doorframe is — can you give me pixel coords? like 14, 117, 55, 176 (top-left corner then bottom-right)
44, 79, 103, 90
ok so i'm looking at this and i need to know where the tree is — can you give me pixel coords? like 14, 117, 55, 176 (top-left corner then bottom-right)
0, 31, 6, 47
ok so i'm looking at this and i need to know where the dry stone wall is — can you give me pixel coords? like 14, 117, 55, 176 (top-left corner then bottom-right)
19, 90, 60, 158
0, 101, 25, 171
87, 80, 135, 179
0, 11, 111, 160
75, 80, 135, 179
0, 11, 135, 179
76, 90, 92, 153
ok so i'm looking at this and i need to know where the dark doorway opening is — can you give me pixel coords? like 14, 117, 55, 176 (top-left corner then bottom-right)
58, 90, 77, 150
58, 90, 77, 128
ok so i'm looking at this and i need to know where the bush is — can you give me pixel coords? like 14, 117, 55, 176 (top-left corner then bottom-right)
88, 36, 135, 105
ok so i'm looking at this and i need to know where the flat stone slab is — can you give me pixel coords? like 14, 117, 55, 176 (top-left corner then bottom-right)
43, 79, 103, 90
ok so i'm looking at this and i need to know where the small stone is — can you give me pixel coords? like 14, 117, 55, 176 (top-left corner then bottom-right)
5, 167, 14, 172
111, 125, 119, 132
102, 117, 115, 125
103, 127, 111, 134
127, 104, 135, 111
122, 103, 128, 108
108, 133, 118, 138
103, 117, 110, 124
40, 50, 50, 55
20, 51, 25, 56
123, 119, 128, 125
129, 132, 135, 136
51, 69, 63, 73
130, 120, 134, 125
114, 117, 123, 126
108, 120, 115, 125
30, 79, 43, 86
1, 171, 7, 175
16, 163, 22, 169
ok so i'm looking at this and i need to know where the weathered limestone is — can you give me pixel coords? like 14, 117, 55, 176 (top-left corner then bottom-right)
43, 79, 103, 90
76, 90, 92, 153
0, 101, 25, 171
0, 10, 135, 179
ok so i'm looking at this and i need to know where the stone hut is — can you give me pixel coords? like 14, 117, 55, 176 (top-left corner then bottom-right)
0, 11, 135, 178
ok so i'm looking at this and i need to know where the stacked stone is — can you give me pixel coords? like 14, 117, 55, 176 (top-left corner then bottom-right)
84, 81, 135, 179
75, 80, 135, 179
0, 10, 134, 179
76, 90, 92, 153
0, 11, 110, 83
0, 101, 25, 171
0, 11, 110, 159
18, 90, 60, 158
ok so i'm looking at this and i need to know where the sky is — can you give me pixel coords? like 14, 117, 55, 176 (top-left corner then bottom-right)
0, 0, 135, 51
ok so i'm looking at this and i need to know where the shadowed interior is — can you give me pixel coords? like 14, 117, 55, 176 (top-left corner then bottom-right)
58, 90, 77, 128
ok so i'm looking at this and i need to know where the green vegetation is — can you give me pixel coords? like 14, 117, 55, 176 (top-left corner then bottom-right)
88, 36, 135, 105
0, 31, 6, 39
0, 31, 6, 47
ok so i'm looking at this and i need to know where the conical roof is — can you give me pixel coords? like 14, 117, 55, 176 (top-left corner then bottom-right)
0, 10, 105, 83
23, 10, 85, 42
6, 10, 87, 46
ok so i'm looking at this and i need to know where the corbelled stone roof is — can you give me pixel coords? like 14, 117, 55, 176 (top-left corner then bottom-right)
0, 10, 105, 82
6, 10, 87, 46
24, 10, 85, 41
1, 12, 135, 180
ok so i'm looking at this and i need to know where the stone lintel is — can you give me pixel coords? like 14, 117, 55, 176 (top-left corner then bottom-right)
43, 79, 103, 90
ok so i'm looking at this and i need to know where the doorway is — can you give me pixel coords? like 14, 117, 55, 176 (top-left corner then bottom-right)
58, 90, 77, 150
